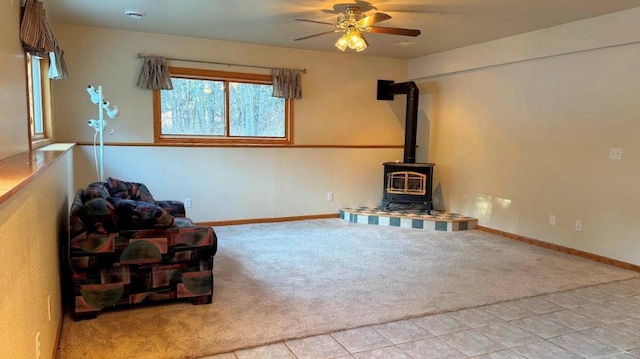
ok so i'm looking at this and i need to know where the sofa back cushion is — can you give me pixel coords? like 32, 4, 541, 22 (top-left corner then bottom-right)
106, 177, 155, 203
82, 182, 110, 202
109, 198, 174, 229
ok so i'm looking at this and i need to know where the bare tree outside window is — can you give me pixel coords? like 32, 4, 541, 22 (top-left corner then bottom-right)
161, 78, 225, 136
229, 82, 285, 137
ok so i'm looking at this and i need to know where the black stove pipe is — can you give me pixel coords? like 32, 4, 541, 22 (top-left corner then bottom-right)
377, 80, 419, 164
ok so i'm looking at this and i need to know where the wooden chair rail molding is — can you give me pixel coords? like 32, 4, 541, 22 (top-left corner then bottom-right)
0, 144, 74, 206
75, 142, 404, 149
477, 225, 640, 272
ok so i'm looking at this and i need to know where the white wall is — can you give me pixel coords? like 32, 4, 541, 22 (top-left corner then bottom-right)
52, 25, 409, 221
410, 8, 640, 265
0, 0, 29, 160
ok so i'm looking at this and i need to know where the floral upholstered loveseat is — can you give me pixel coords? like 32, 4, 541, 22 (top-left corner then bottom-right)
67, 177, 217, 320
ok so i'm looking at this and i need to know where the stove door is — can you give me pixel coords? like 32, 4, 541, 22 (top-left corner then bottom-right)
386, 171, 426, 195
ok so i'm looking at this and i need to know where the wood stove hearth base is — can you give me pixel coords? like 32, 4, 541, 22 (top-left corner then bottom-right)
340, 207, 477, 232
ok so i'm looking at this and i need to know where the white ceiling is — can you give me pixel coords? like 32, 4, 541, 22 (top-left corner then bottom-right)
46, 0, 640, 59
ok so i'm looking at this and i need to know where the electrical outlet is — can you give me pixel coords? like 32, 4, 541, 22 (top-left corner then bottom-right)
610, 148, 623, 160
549, 214, 556, 226
35, 332, 41, 359
184, 198, 192, 208
575, 220, 582, 231
327, 192, 333, 202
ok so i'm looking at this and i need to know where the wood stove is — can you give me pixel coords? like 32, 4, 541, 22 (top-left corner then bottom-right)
382, 162, 434, 210
378, 80, 435, 211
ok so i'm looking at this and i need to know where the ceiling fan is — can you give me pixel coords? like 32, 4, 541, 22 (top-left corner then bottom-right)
295, 4, 421, 52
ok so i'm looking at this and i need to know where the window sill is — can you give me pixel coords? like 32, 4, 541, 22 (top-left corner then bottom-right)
31, 138, 53, 150
155, 136, 292, 146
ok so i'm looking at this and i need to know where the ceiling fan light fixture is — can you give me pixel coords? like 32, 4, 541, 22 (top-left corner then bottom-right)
346, 30, 360, 49
355, 35, 368, 52
345, 29, 367, 52
334, 34, 349, 51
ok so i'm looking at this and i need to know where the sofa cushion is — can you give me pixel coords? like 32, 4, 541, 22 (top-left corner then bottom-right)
82, 182, 110, 202
109, 198, 174, 229
155, 200, 186, 217
174, 217, 194, 228
82, 197, 119, 233
106, 177, 155, 203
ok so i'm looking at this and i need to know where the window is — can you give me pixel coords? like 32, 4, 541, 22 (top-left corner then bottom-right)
154, 67, 293, 145
26, 54, 52, 149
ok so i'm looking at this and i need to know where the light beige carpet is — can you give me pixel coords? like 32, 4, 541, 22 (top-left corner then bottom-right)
58, 219, 638, 359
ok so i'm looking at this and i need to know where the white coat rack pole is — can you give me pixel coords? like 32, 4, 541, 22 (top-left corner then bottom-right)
98, 85, 105, 182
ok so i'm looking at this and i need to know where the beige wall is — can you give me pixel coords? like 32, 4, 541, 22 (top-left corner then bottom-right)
0, 150, 71, 358
0, 0, 29, 160
0, 3, 70, 358
52, 25, 408, 145
409, 8, 640, 80
73, 145, 402, 222
411, 8, 640, 265
52, 25, 409, 221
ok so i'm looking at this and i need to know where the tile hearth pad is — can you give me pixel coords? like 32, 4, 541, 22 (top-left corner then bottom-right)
339, 207, 478, 232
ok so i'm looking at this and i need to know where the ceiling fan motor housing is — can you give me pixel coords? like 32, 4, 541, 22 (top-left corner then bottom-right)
338, 6, 365, 25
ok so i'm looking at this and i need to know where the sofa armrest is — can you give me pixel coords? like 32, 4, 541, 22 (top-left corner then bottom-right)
155, 200, 186, 217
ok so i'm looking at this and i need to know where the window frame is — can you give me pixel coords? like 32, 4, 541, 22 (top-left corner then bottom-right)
153, 67, 293, 146
26, 54, 53, 150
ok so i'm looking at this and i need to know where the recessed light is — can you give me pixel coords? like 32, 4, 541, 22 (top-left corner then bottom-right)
124, 10, 145, 19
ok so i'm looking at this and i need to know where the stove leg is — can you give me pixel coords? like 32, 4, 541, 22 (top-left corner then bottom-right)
381, 199, 390, 209
424, 201, 433, 214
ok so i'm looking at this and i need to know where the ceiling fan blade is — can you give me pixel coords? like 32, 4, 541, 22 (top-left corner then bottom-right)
368, 26, 421, 37
295, 19, 335, 26
357, 12, 391, 27
294, 30, 339, 41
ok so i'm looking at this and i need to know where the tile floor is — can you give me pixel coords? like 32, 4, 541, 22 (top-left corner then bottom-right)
201, 278, 640, 359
